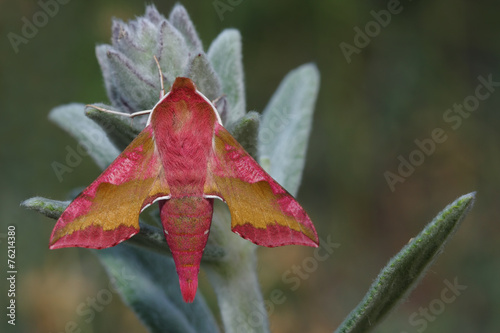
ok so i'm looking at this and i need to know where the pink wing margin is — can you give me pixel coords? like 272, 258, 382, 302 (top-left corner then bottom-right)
50, 126, 170, 249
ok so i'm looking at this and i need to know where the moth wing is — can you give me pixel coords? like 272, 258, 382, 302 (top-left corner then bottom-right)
204, 123, 318, 247
50, 126, 170, 249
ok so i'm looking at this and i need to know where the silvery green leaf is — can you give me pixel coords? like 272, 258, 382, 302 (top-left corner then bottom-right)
156, 19, 190, 84
49, 103, 119, 168
208, 29, 245, 126
335, 193, 476, 333
126, 17, 159, 58
98, 244, 219, 333
101, 46, 159, 111
145, 4, 166, 24
21, 197, 69, 219
230, 111, 260, 160
84, 104, 142, 151
110, 19, 156, 67
96, 45, 124, 110
186, 52, 223, 102
169, 4, 203, 54
258, 64, 320, 196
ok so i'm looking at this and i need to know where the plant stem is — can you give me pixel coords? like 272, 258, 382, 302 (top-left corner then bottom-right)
204, 201, 270, 333
205, 250, 270, 333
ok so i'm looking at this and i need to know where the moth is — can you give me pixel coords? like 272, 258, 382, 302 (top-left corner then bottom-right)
49, 72, 319, 302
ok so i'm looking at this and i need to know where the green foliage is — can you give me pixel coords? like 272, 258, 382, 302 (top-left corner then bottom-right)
258, 64, 319, 196
207, 29, 246, 126
230, 111, 260, 159
21, 197, 68, 220
335, 193, 475, 333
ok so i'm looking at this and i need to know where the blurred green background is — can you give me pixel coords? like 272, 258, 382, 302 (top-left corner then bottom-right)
1, 0, 499, 332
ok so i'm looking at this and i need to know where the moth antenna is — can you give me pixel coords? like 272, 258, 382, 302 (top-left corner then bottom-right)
153, 55, 165, 98
86, 104, 152, 118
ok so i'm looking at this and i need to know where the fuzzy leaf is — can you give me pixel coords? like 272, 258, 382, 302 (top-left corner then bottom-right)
95, 45, 126, 111
97, 46, 159, 111
258, 64, 320, 196
110, 19, 156, 67
145, 4, 166, 24
156, 19, 190, 84
208, 29, 246, 126
49, 103, 120, 168
230, 111, 260, 160
335, 192, 476, 333
98, 244, 219, 333
97, 6, 168, 112
85, 104, 142, 151
21, 197, 69, 219
168, 4, 203, 54
186, 52, 223, 102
